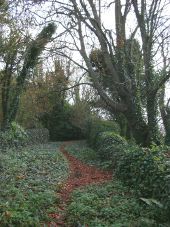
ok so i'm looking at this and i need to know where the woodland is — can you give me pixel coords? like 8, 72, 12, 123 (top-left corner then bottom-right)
0, 0, 170, 226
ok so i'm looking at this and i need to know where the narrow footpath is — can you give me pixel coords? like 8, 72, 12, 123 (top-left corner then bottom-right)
47, 142, 113, 227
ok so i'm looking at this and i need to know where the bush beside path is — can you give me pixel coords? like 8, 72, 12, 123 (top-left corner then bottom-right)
48, 142, 113, 226
1, 140, 169, 226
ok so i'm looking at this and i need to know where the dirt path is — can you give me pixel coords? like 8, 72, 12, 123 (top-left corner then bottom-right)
47, 142, 113, 226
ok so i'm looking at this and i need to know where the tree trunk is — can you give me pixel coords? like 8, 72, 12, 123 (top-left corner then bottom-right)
147, 94, 160, 145
125, 105, 149, 146
159, 88, 170, 145
1, 70, 12, 129
0, 23, 56, 129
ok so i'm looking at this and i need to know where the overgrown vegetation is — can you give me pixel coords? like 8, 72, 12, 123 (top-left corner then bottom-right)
66, 182, 162, 227
41, 102, 85, 141
0, 0, 170, 226
66, 141, 102, 167
0, 122, 28, 151
85, 120, 170, 225
66, 141, 170, 226
86, 118, 120, 147
0, 143, 68, 226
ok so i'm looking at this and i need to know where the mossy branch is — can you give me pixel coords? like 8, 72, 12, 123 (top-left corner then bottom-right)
17, 22, 56, 86
8, 23, 56, 124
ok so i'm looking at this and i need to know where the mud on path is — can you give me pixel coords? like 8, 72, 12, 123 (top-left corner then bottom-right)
47, 142, 113, 227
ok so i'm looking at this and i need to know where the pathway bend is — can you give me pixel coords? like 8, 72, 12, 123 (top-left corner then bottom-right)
48, 141, 113, 227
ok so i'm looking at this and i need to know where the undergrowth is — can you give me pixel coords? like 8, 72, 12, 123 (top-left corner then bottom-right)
66, 181, 158, 227
0, 143, 68, 226
66, 140, 110, 169
66, 141, 169, 227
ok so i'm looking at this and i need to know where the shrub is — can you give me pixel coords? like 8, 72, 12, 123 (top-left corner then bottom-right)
93, 131, 169, 201
86, 118, 120, 147
95, 131, 127, 167
116, 145, 168, 198
26, 128, 49, 144
40, 102, 85, 141
0, 122, 28, 151
93, 131, 170, 222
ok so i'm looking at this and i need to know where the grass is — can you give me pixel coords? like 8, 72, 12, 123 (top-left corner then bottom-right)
65, 141, 165, 227
66, 140, 118, 170
66, 140, 107, 168
0, 142, 68, 226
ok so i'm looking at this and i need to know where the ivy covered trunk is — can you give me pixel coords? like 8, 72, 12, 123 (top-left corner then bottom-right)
0, 23, 56, 130
159, 88, 170, 145
147, 94, 160, 145
115, 91, 149, 146
164, 116, 170, 145
124, 97, 149, 146
1, 71, 12, 129
119, 82, 161, 146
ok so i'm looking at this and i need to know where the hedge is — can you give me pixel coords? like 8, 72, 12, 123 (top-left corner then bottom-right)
26, 128, 49, 145
86, 118, 120, 148
0, 124, 50, 152
0, 122, 28, 151
88, 126, 170, 222
95, 131, 127, 167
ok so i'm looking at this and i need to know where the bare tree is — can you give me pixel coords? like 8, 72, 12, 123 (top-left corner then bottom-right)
50, 0, 170, 145
23, 0, 170, 145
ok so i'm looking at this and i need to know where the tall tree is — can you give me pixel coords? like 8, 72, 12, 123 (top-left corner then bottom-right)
158, 32, 170, 144
50, 0, 170, 146
17, 59, 69, 128
0, 22, 56, 129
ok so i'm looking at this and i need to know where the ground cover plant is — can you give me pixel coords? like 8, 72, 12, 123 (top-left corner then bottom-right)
66, 141, 170, 226
66, 139, 121, 170
66, 140, 105, 168
66, 181, 159, 227
0, 143, 68, 226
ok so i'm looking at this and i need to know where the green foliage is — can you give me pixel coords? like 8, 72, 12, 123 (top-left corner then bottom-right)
41, 102, 85, 141
88, 124, 169, 205
24, 23, 56, 70
0, 143, 68, 225
66, 141, 170, 226
86, 118, 120, 147
66, 181, 156, 227
26, 128, 49, 145
104, 141, 170, 223
95, 131, 127, 167
92, 129, 170, 221
66, 141, 103, 167
10, 121, 28, 141
1, 23, 56, 128
116, 146, 168, 198
0, 122, 28, 151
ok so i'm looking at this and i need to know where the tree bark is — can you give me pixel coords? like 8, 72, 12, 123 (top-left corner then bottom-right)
1, 69, 12, 129
159, 88, 170, 145
147, 94, 160, 145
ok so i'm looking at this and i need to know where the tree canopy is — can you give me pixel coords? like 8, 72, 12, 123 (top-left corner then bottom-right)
0, 0, 170, 145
